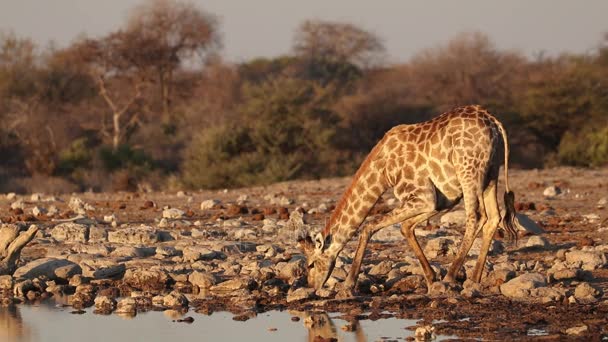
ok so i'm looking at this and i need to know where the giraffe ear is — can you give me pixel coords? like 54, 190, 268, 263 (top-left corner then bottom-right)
314, 232, 327, 251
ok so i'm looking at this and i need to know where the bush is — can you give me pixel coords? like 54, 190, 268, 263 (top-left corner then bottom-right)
557, 124, 608, 167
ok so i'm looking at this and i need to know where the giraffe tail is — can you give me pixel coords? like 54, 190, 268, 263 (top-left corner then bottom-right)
495, 117, 518, 243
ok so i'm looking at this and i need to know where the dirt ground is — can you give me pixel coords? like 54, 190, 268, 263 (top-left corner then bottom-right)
1, 167, 607, 340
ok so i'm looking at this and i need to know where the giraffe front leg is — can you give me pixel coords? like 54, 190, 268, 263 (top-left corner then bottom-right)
343, 207, 431, 295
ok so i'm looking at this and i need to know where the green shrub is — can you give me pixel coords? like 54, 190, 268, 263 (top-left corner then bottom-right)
557, 124, 608, 166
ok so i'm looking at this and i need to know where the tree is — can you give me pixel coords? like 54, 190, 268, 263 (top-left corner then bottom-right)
125, 0, 220, 124
70, 33, 147, 151
293, 20, 385, 68
408, 31, 525, 112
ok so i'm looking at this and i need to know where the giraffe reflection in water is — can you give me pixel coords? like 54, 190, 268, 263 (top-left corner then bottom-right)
291, 311, 366, 342
0, 305, 30, 342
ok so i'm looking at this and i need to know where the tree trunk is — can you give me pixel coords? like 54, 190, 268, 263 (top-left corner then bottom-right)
0, 225, 38, 276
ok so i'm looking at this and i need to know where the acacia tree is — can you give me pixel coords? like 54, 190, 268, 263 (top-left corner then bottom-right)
125, 0, 220, 124
293, 20, 385, 68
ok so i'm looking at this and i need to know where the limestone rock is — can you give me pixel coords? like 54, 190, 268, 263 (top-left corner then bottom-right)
89, 226, 108, 242
116, 297, 137, 314
163, 291, 189, 307
276, 259, 307, 282
0, 275, 14, 290
51, 223, 89, 243
573, 282, 602, 302
182, 246, 224, 262
107, 225, 159, 245
565, 250, 607, 270
94, 295, 117, 311
124, 269, 169, 292
210, 278, 256, 292
513, 213, 545, 234
79, 259, 126, 279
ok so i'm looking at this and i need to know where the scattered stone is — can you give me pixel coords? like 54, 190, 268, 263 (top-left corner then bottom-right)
79, 260, 126, 279
424, 237, 458, 258
543, 186, 561, 197
89, 226, 108, 242
210, 278, 256, 292
69, 197, 94, 214
162, 208, 185, 219
276, 259, 307, 283
10, 200, 25, 210
368, 260, 394, 277
156, 245, 179, 258
597, 197, 607, 209
182, 246, 224, 262
6, 193, 16, 200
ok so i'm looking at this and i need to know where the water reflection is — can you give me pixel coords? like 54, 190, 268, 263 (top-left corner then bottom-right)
292, 311, 366, 342
0, 305, 30, 342
0, 300, 431, 342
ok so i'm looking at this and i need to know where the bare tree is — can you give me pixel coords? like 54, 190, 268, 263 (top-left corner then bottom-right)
126, 0, 220, 122
71, 34, 147, 151
293, 20, 385, 68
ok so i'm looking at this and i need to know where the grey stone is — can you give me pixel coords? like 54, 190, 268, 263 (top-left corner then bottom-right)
573, 282, 602, 302
513, 213, 545, 234
79, 260, 126, 279
499, 273, 546, 299
424, 237, 459, 258
51, 223, 89, 243
182, 246, 224, 262
368, 260, 394, 276
276, 259, 307, 282
13, 258, 78, 280
123, 269, 169, 291
188, 271, 218, 289
525, 236, 549, 248
156, 245, 180, 257
210, 278, 255, 292
565, 250, 607, 270
89, 226, 108, 242
286, 287, 316, 302
111, 246, 156, 258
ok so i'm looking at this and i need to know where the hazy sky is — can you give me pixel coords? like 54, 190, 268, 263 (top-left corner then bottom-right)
1, 0, 607, 63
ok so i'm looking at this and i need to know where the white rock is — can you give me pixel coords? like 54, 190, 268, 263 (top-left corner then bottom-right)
103, 214, 116, 223
499, 273, 546, 299
6, 193, 16, 200
162, 208, 184, 219
107, 225, 159, 245
525, 236, 549, 248
543, 186, 561, 197
13, 258, 78, 280
10, 200, 25, 210
188, 271, 218, 289
286, 288, 315, 302
94, 295, 117, 310
32, 206, 47, 217
513, 213, 544, 234
51, 223, 89, 243
200, 199, 220, 210
116, 297, 137, 314
566, 325, 588, 336
565, 250, 607, 270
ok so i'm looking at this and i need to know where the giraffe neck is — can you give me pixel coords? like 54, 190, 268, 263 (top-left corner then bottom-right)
322, 146, 387, 256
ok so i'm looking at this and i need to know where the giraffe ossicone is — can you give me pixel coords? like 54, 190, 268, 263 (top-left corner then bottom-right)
298, 105, 518, 292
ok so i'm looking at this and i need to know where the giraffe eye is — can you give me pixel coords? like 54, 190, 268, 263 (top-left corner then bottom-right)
307, 261, 315, 269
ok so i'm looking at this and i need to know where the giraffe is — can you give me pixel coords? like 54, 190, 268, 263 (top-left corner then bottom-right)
298, 105, 517, 292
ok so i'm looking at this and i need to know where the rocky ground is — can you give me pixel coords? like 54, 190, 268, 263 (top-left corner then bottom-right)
0, 167, 606, 340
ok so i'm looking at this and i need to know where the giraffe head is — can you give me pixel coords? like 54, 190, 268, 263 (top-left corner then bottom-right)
297, 231, 336, 289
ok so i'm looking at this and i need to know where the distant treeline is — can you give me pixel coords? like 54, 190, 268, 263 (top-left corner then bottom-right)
1, 0, 607, 193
